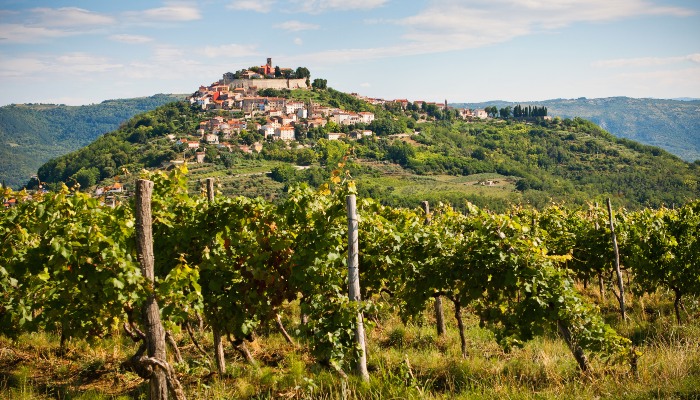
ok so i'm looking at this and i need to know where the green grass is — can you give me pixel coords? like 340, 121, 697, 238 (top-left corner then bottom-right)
1, 291, 699, 399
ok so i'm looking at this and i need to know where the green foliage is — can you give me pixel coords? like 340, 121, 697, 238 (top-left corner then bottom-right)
0, 185, 142, 339
0, 94, 185, 189
38, 101, 197, 185
453, 97, 700, 162
30, 89, 700, 214
623, 201, 700, 323
312, 78, 327, 90
5, 167, 675, 375
358, 201, 632, 362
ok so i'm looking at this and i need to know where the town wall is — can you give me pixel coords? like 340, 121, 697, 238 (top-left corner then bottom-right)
230, 78, 308, 90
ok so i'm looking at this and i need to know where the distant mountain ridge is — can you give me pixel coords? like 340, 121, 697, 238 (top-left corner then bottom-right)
0, 94, 186, 188
451, 97, 700, 162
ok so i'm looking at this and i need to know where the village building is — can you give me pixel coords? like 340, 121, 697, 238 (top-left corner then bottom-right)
275, 125, 295, 141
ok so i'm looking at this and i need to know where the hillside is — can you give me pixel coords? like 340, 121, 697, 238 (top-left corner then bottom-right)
0, 94, 186, 189
452, 97, 700, 162
36, 88, 700, 210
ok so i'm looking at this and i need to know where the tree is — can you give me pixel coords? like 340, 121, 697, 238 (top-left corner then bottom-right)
499, 106, 512, 119
295, 67, 311, 79
386, 141, 415, 166
312, 79, 327, 90
275, 66, 282, 78
270, 165, 296, 183
72, 167, 100, 190
484, 106, 498, 118
316, 139, 349, 166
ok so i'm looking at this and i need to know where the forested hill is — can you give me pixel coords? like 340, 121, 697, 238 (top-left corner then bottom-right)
0, 94, 186, 189
36, 88, 700, 211
452, 97, 700, 162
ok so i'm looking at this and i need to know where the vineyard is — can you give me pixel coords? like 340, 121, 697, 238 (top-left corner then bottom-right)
1, 166, 699, 399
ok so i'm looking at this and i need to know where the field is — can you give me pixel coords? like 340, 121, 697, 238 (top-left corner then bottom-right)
2, 291, 699, 399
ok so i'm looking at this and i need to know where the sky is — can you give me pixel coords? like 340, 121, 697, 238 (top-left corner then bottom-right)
1, 0, 699, 106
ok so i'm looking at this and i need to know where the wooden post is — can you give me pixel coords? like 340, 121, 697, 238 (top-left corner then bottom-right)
423, 201, 445, 338
347, 194, 369, 381
206, 178, 215, 202
557, 320, 590, 372
593, 204, 606, 301
205, 177, 226, 375
453, 299, 467, 358
607, 198, 626, 320
136, 179, 169, 400
212, 328, 226, 375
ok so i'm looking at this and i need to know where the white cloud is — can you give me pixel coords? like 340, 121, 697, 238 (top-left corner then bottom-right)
0, 23, 75, 43
30, 7, 115, 27
295, 0, 695, 65
0, 52, 122, 77
0, 56, 48, 77
592, 53, 700, 68
138, 3, 202, 21
398, 0, 695, 51
360, 82, 371, 87
274, 20, 320, 32
0, 7, 116, 43
55, 53, 123, 73
294, 37, 303, 45
291, 0, 388, 13
227, 0, 276, 13
109, 34, 154, 44
201, 44, 260, 58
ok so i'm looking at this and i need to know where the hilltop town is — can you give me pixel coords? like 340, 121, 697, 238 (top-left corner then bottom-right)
185, 58, 500, 160
29, 58, 561, 203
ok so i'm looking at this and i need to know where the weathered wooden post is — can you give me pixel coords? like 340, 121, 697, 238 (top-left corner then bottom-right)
135, 179, 168, 400
347, 194, 369, 381
607, 198, 626, 320
206, 178, 226, 376
423, 201, 445, 338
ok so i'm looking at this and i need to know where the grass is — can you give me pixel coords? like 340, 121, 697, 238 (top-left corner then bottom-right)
1, 293, 698, 399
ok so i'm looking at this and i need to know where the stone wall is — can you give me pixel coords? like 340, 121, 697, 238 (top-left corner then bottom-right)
230, 78, 308, 90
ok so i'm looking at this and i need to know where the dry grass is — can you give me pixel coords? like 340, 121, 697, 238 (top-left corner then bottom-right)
1, 293, 699, 399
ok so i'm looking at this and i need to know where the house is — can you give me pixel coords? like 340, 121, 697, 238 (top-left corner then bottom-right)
358, 112, 375, 124
260, 122, 278, 138
281, 114, 297, 126
285, 101, 306, 114
240, 70, 263, 79
107, 183, 123, 193
459, 108, 473, 119
241, 97, 267, 112
392, 99, 409, 109
195, 151, 206, 163
306, 117, 327, 128
275, 125, 295, 141
473, 109, 489, 119
229, 119, 247, 133
332, 112, 361, 126
264, 97, 286, 111
205, 134, 219, 144
328, 132, 345, 141
349, 130, 373, 140
218, 142, 234, 152
178, 139, 201, 149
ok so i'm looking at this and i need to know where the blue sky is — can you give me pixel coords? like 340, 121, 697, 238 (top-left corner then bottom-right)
1, 0, 698, 106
